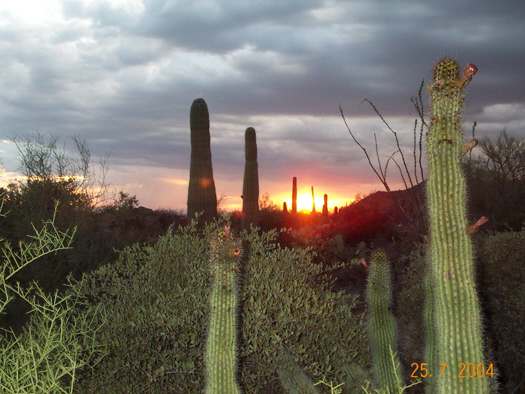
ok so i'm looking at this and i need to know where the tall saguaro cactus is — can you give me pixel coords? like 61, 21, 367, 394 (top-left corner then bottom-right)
242, 127, 259, 230
292, 177, 297, 214
187, 98, 218, 228
426, 58, 489, 393
322, 194, 328, 218
205, 226, 243, 394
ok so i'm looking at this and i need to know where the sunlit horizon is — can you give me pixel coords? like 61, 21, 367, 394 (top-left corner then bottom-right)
221, 190, 356, 214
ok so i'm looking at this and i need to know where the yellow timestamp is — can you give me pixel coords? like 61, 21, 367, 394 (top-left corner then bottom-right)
411, 363, 494, 378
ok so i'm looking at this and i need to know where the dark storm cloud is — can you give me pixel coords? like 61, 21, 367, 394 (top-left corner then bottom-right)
1, 0, 524, 209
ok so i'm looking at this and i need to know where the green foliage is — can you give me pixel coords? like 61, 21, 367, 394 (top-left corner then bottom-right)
0, 200, 107, 393
187, 98, 218, 228
277, 349, 321, 394
1, 178, 95, 291
239, 228, 369, 393
242, 127, 260, 231
71, 220, 369, 393
476, 230, 525, 393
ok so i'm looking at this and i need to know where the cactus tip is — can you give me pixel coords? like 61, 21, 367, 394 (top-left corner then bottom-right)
464, 63, 478, 77
466, 216, 489, 235
457, 63, 478, 89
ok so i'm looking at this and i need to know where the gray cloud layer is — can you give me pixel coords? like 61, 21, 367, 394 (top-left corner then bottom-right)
1, 0, 524, 210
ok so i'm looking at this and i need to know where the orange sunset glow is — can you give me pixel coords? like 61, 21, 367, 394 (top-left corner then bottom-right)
276, 192, 354, 213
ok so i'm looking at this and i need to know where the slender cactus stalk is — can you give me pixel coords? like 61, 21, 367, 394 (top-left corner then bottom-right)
366, 251, 402, 392
205, 226, 243, 394
426, 58, 489, 393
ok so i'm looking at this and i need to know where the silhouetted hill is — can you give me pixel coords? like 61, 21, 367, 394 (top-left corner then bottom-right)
334, 182, 427, 247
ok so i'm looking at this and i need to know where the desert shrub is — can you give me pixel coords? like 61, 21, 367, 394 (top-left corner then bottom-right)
463, 130, 525, 232
475, 230, 525, 393
0, 201, 107, 393
72, 220, 370, 393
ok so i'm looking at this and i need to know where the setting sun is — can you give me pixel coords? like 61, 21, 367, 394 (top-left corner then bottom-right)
296, 193, 323, 212
273, 190, 354, 214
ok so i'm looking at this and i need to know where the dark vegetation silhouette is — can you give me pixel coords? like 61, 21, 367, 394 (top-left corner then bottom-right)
0, 132, 184, 335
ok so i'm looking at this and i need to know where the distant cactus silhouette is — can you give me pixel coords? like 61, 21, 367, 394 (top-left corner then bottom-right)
187, 98, 218, 228
283, 201, 288, 212
426, 58, 490, 393
311, 186, 316, 213
242, 127, 259, 230
322, 194, 328, 217
292, 177, 297, 214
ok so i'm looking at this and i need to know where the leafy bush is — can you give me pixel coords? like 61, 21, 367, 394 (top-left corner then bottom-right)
476, 230, 525, 393
72, 220, 370, 393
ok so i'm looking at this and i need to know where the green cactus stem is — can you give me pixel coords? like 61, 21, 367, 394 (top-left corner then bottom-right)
242, 127, 259, 230
292, 177, 297, 214
423, 250, 438, 394
426, 58, 490, 393
205, 226, 243, 394
187, 98, 218, 228
366, 251, 402, 393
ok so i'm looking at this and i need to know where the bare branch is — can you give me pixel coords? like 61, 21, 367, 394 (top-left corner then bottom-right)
362, 99, 415, 188
339, 105, 390, 192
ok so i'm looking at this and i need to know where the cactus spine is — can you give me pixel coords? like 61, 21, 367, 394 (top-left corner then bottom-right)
292, 177, 297, 214
205, 226, 243, 394
241, 127, 259, 230
187, 98, 218, 228
366, 251, 402, 392
426, 58, 489, 393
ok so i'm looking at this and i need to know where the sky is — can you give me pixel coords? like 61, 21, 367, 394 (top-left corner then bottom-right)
1, 1, 524, 213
